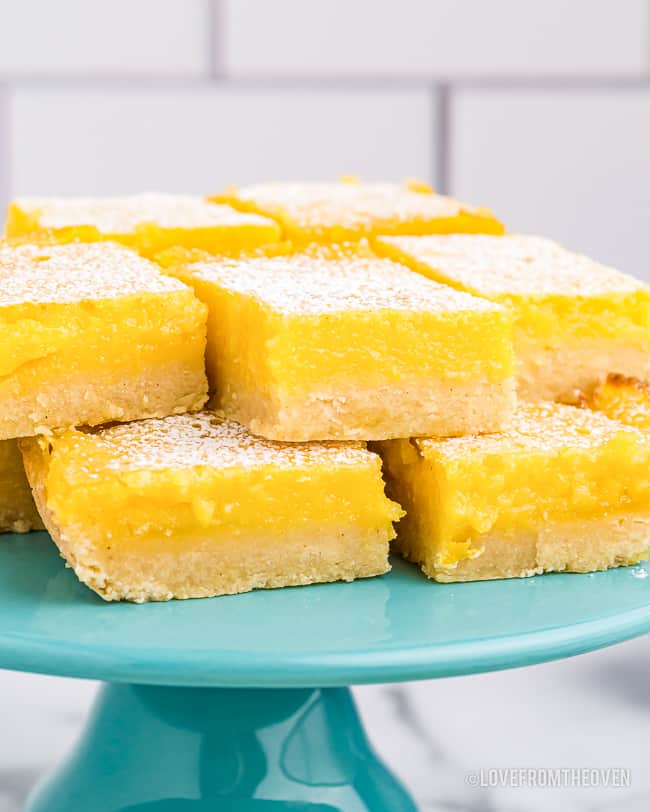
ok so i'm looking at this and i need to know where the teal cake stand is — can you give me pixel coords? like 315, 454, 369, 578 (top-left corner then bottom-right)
2, 533, 650, 811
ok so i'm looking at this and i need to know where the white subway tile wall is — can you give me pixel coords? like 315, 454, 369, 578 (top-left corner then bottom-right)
0, 0, 649, 278
451, 90, 650, 279
223, 0, 649, 78
11, 89, 434, 194
0, 0, 208, 77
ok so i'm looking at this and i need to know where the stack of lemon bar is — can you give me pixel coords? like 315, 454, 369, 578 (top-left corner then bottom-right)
3, 179, 650, 602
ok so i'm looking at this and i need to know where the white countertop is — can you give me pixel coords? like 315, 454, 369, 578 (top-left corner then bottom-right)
1, 633, 649, 811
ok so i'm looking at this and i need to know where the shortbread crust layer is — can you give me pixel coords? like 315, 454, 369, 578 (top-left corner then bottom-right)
210, 376, 515, 442
2, 362, 207, 440
417, 513, 650, 582
517, 340, 650, 402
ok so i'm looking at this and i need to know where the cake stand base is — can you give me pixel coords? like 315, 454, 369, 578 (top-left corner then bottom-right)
26, 683, 417, 812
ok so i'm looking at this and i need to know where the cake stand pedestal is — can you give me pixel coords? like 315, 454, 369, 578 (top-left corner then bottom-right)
28, 684, 416, 811
2, 533, 650, 812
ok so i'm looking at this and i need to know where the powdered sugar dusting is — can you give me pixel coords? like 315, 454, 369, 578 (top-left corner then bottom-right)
236, 181, 476, 232
76, 412, 373, 472
186, 249, 502, 315
15, 193, 274, 234
417, 402, 644, 459
0, 242, 186, 306
379, 234, 647, 297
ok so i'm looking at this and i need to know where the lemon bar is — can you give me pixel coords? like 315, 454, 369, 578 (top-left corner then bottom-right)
214, 179, 504, 243
169, 246, 516, 441
377, 403, 650, 582
374, 234, 650, 401
0, 439, 43, 533
5, 193, 281, 258
0, 242, 208, 440
20, 412, 402, 602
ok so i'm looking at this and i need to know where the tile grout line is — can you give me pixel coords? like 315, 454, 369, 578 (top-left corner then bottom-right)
207, 0, 224, 79
435, 84, 450, 195
426, 74, 650, 91
3, 75, 650, 91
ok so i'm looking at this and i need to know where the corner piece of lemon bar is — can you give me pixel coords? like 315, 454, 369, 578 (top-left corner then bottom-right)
374, 234, 650, 401
213, 179, 504, 243
0, 439, 43, 533
376, 402, 650, 582
0, 242, 208, 440
169, 245, 516, 441
5, 193, 281, 258
20, 412, 402, 602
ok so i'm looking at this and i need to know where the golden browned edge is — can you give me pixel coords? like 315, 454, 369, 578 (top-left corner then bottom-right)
21, 439, 392, 603
561, 372, 650, 410
515, 338, 650, 403
0, 362, 208, 441
401, 513, 650, 583
212, 375, 517, 442
591, 371, 650, 405
601, 371, 650, 392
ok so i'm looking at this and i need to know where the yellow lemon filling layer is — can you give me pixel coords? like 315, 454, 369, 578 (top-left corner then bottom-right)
378, 403, 650, 570
374, 234, 650, 347
170, 245, 514, 390
173, 266, 515, 398
20, 413, 402, 600
5, 194, 281, 258
30, 419, 402, 554
167, 245, 515, 440
0, 293, 206, 394
213, 179, 504, 244
0, 242, 208, 437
